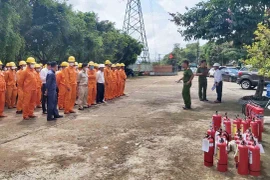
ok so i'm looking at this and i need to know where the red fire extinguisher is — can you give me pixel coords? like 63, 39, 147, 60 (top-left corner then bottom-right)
250, 119, 259, 139
212, 111, 222, 131
234, 129, 241, 141
207, 125, 216, 139
223, 114, 231, 141
238, 141, 249, 175
246, 117, 252, 128
245, 103, 252, 117
241, 118, 249, 134
217, 138, 228, 172
255, 118, 262, 142
249, 141, 260, 176
233, 116, 242, 137
204, 135, 215, 167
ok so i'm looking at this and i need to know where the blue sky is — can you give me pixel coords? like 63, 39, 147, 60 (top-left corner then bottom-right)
67, 0, 205, 61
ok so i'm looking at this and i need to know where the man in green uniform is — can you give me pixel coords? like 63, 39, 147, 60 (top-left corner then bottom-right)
196, 60, 209, 101
177, 60, 194, 110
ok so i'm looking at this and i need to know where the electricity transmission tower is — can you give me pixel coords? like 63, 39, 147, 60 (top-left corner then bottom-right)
123, 0, 150, 62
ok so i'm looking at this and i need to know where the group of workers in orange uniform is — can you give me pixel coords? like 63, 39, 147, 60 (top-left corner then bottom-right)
0, 56, 127, 120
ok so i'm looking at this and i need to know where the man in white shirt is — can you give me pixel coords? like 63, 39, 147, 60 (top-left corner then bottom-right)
96, 64, 105, 104
213, 63, 223, 103
40, 63, 51, 114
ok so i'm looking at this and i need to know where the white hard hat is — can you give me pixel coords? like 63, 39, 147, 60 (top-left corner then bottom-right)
99, 64, 105, 68
213, 63, 220, 67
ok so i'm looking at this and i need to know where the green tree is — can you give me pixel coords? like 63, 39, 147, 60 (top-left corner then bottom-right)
244, 23, 270, 98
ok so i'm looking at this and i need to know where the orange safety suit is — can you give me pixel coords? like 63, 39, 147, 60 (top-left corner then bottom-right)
20, 67, 37, 119
116, 70, 121, 97
119, 69, 127, 96
0, 70, 6, 116
4, 71, 8, 107
35, 71, 42, 106
63, 66, 77, 113
111, 70, 118, 99
16, 69, 24, 111
104, 67, 112, 100
87, 69, 97, 106
56, 69, 67, 109
5, 69, 17, 108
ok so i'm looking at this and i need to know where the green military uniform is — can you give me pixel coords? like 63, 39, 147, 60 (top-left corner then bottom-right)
182, 68, 193, 108
196, 67, 208, 100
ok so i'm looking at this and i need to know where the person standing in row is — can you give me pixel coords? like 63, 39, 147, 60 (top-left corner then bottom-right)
104, 60, 112, 100
87, 61, 97, 107
5, 62, 17, 109
46, 62, 63, 121
196, 60, 209, 101
177, 60, 194, 110
40, 63, 50, 114
64, 56, 77, 114
77, 63, 89, 110
56, 62, 68, 110
16, 61, 27, 114
0, 61, 6, 118
213, 63, 223, 103
96, 64, 105, 104
20, 57, 37, 120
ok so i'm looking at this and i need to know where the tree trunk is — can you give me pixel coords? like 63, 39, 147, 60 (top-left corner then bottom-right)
254, 76, 264, 99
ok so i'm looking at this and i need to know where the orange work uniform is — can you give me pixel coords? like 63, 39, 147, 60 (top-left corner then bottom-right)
0, 70, 6, 116
115, 70, 121, 97
35, 71, 42, 107
5, 69, 17, 108
56, 70, 67, 109
63, 66, 77, 113
16, 69, 24, 111
20, 67, 37, 119
111, 70, 118, 98
4, 71, 8, 107
87, 69, 97, 106
104, 67, 112, 100
119, 69, 127, 96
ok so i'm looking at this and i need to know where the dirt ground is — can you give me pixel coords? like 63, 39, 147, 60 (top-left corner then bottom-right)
0, 74, 269, 180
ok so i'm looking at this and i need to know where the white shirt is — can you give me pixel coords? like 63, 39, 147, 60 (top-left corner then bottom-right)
40, 68, 49, 84
96, 70, 105, 83
214, 69, 223, 83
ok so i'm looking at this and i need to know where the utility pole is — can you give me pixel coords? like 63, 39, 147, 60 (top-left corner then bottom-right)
123, 0, 150, 63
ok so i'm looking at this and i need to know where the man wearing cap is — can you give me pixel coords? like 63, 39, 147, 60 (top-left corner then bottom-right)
111, 64, 118, 98
0, 61, 6, 118
5, 62, 17, 109
87, 61, 97, 106
213, 63, 223, 103
20, 57, 37, 120
77, 63, 89, 110
46, 61, 63, 121
16, 61, 27, 114
96, 64, 105, 104
196, 60, 209, 101
56, 62, 68, 110
40, 62, 51, 114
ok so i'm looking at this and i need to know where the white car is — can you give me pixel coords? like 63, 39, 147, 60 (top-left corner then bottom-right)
208, 68, 215, 77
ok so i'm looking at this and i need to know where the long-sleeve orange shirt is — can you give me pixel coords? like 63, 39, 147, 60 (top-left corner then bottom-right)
0, 70, 6, 92
16, 70, 24, 88
19, 67, 37, 91
104, 67, 112, 84
5, 70, 17, 88
87, 69, 97, 85
35, 71, 42, 89
63, 66, 77, 88
119, 69, 127, 82
111, 70, 118, 84
56, 70, 66, 87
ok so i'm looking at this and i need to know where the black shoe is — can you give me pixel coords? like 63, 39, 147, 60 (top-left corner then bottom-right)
204, 99, 209, 102
47, 118, 56, 121
182, 106, 191, 110
43, 111, 47, 114
200, 99, 204, 101
55, 115, 63, 118
78, 108, 84, 111
16, 111, 22, 114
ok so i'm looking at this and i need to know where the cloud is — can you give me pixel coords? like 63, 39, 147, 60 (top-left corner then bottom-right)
67, 0, 204, 61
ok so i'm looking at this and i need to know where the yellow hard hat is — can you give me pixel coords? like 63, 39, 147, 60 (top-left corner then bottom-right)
78, 63, 82, 68
116, 63, 121, 67
26, 57, 36, 64
111, 64, 116, 68
0, 61, 3, 65
9, 62, 16, 67
120, 63, 125, 67
6, 63, 10, 67
94, 63, 99, 67
88, 61, 95, 66
105, 60, 112, 65
68, 56, 75, 62
61, 62, 69, 67
35, 64, 41, 68
19, 61, 27, 66
75, 62, 78, 66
